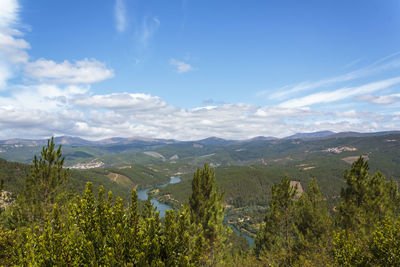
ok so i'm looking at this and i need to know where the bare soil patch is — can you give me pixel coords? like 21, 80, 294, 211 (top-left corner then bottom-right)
118, 165, 132, 169
107, 172, 135, 188
342, 155, 369, 164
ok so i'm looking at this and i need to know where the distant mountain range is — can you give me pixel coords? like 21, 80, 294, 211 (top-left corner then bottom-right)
284, 131, 335, 139
1, 130, 400, 146
0, 136, 178, 146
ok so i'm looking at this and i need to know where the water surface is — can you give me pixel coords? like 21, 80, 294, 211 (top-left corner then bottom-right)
137, 177, 181, 218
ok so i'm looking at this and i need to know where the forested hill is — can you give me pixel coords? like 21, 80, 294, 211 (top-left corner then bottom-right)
1, 132, 400, 170
0, 157, 170, 201
0, 158, 29, 195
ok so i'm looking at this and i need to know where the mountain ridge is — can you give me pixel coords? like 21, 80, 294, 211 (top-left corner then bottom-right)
284, 131, 335, 139
1, 130, 400, 146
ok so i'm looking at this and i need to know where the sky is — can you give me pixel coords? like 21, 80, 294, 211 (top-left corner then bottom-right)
0, 0, 400, 140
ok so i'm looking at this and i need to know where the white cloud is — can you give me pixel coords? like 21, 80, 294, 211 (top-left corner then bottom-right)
170, 58, 193, 73
0, 32, 29, 63
0, 83, 87, 112
0, 0, 30, 89
0, 63, 12, 88
139, 16, 160, 48
0, 0, 113, 91
357, 93, 400, 105
0, 0, 19, 29
114, 0, 126, 32
0, 88, 399, 140
279, 77, 400, 108
265, 52, 400, 100
72, 93, 169, 111
268, 72, 358, 100
25, 58, 114, 84
0, 106, 80, 138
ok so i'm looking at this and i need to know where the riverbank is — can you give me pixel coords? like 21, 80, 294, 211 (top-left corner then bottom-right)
136, 177, 181, 218
144, 178, 256, 247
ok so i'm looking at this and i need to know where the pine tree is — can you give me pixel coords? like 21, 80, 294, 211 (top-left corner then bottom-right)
189, 162, 230, 264
17, 137, 70, 225
254, 176, 298, 265
337, 156, 399, 232
175, 208, 194, 265
333, 156, 400, 265
109, 196, 126, 265
126, 189, 141, 263
294, 178, 333, 265
336, 156, 371, 231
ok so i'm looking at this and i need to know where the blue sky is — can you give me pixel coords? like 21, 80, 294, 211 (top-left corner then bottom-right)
0, 0, 399, 140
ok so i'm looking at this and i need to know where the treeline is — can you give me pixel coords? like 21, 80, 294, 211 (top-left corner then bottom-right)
1, 138, 400, 266
0, 157, 30, 194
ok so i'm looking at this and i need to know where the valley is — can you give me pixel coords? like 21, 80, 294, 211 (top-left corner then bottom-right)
1, 131, 400, 242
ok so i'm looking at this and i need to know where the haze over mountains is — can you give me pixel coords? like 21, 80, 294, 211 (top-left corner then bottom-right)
2, 130, 400, 146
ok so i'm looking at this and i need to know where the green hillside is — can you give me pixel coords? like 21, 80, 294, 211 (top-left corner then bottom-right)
0, 158, 171, 202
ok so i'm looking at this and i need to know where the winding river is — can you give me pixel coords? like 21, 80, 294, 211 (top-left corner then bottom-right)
137, 177, 181, 218
225, 218, 255, 247
137, 176, 254, 247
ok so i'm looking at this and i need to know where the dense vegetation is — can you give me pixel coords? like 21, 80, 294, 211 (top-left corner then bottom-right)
153, 162, 346, 237
1, 138, 400, 266
0, 157, 171, 203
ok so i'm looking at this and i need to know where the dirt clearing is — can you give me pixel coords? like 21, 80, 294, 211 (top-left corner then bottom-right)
107, 172, 135, 188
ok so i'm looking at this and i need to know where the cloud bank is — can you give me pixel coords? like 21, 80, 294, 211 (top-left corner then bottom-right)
25, 58, 114, 84
1, 88, 398, 140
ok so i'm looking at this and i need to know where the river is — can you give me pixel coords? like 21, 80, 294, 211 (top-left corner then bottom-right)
225, 217, 255, 247
137, 176, 254, 247
137, 176, 181, 218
